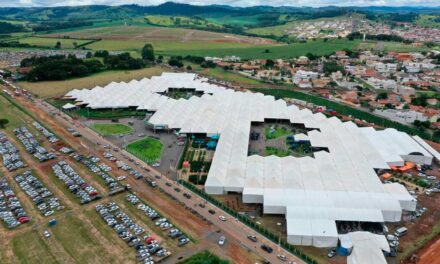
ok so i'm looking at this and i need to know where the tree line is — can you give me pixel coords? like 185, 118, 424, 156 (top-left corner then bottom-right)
21, 44, 156, 82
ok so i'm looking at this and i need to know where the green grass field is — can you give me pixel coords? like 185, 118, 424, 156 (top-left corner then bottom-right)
18, 37, 91, 49
126, 137, 163, 164
11, 230, 58, 264
203, 13, 265, 26
0, 95, 34, 133
357, 41, 431, 53
90, 123, 133, 136
162, 38, 361, 59
17, 66, 167, 98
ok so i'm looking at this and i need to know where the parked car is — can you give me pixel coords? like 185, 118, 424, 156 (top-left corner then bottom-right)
327, 248, 336, 258
218, 236, 226, 246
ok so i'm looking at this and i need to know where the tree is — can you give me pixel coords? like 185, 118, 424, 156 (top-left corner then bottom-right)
54, 41, 61, 49
323, 61, 343, 75
376, 92, 388, 100
265, 59, 275, 68
0, 119, 9, 129
141, 43, 155, 61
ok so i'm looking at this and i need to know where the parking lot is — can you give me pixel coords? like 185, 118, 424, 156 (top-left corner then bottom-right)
0, 176, 29, 229
0, 132, 26, 171
14, 170, 64, 217
83, 118, 184, 180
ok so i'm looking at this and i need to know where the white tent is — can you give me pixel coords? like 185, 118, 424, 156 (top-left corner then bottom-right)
62, 103, 77, 110
64, 72, 440, 248
340, 232, 390, 264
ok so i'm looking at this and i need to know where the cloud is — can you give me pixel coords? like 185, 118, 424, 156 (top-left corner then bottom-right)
2, 0, 440, 7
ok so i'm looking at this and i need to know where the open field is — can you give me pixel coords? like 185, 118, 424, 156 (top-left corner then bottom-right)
192, 66, 264, 86
203, 13, 266, 26
44, 25, 275, 47
0, 94, 35, 133
85, 39, 260, 53
90, 123, 133, 136
357, 41, 432, 52
17, 66, 167, 98
126, 137, 164, 164
18, 37, 92, 49
163, 38, 361, 59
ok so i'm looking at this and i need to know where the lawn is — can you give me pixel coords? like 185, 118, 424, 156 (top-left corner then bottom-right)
265, 146, 290, 157
11, 230, 58, 264
0, 94, 34, 133
18, 37, 91, 49
50, 215, 117, 263
90, 123, 133, 136
126, 137, 164, 164
161, 38, 361, 59
178, 250, 229, 264
265, 126, 291, 139
17, 66, 167, 98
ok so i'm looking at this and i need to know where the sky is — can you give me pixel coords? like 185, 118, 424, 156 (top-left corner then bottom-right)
3, 0, 440, 7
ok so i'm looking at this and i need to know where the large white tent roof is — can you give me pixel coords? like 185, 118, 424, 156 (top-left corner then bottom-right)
65, 72, 439, 248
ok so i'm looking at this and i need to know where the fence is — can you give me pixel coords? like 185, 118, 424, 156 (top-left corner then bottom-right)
178, 180, 318, 264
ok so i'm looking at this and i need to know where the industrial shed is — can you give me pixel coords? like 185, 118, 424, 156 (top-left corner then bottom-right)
65, 73, 439, 248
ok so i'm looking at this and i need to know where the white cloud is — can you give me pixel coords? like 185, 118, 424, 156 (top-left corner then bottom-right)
2, 0, 440, 7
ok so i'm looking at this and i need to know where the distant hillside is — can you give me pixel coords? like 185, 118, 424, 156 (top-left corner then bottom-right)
1, 2, 440, 23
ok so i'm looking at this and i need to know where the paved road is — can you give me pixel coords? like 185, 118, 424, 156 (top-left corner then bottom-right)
9, 93, 306, 264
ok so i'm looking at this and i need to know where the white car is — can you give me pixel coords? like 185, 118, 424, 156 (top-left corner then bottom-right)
152, 163, 160, 167
43, 230, 51, 238
117, 176, 127, 181
218, 215, 227, 221
218, 236, 225, 246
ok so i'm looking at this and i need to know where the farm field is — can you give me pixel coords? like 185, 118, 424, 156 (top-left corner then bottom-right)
163, 38, 361, 59
90, 123, 133, 136
86, 39, 260, 53
17, 66, 167, 98
44, 25, 275, 46
18, 37, 92, 49
126, 137, 164, 164
39, 25, 276, 55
